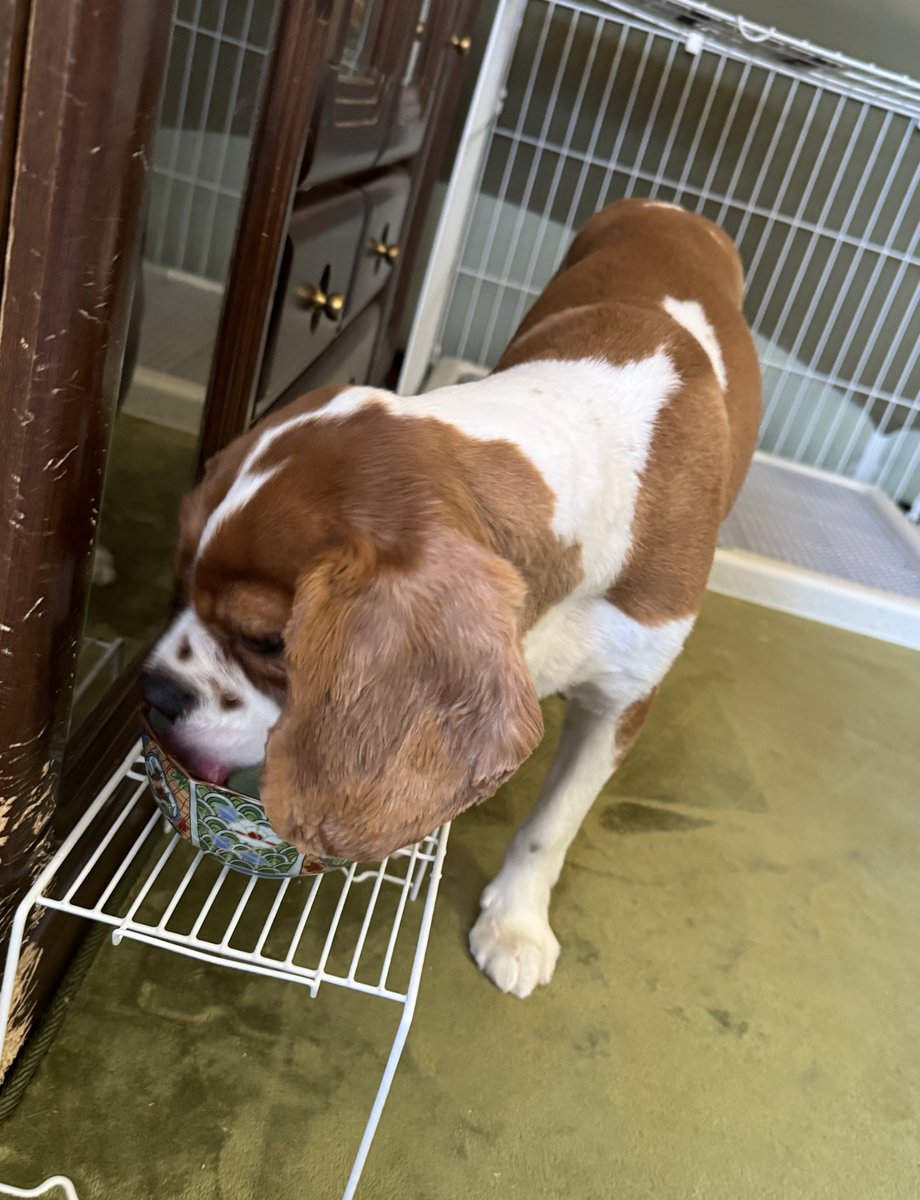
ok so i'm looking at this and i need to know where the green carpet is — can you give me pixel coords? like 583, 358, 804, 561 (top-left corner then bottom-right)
2, 595, 918, 1199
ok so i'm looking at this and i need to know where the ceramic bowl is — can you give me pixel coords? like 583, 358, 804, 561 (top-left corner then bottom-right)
141, 713, 351, 878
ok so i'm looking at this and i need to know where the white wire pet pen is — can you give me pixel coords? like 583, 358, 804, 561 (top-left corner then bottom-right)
404, 0, 920, 647
126, 0, 279, 430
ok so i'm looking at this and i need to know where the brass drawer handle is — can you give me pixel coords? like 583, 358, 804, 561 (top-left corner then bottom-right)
370, 239, 400, 264
449, 33, 472, 54
295, 283, 345, 320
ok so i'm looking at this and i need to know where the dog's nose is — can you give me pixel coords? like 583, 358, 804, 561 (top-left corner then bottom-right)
140, 670, 195, 723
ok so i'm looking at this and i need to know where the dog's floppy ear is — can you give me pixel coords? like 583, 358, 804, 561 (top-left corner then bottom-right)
260, 527, 543, 860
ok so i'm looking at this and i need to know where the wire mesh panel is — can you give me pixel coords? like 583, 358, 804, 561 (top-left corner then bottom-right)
148, 0, 280, 281
720, 457, 920, 597
436, 0, 920, 507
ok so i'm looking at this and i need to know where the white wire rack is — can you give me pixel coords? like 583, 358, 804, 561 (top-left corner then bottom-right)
402, 0, 920, 511
0, 744, 450, 1200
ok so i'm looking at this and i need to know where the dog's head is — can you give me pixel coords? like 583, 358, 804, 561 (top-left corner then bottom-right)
143, 390, 543, 860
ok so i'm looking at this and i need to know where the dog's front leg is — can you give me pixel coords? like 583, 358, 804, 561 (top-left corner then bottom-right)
470, 692, 653, 998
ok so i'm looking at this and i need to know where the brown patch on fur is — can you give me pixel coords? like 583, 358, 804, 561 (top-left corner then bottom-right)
506, 199, 746, 354
260, 527, 544, 860
614, 691, 657, 767
499, 297, 670, 372
417, 420, 583, 629
188, 400, 582, 638
207, 579, 292, 639
610, 334, 730, 623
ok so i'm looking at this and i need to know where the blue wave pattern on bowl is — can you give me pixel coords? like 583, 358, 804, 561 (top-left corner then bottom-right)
141, 728, 350, 878
195, 788, 305, 876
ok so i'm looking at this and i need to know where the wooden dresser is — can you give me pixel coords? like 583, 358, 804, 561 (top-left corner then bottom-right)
199, 0, 479, 460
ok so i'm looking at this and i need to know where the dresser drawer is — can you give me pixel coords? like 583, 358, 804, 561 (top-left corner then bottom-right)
300, 0, 402, 187
261, 187, 366, 405
380, 0, 462, 166
258, 304, 382, 419
349, 170, 411, 319
299, 302, 381, 391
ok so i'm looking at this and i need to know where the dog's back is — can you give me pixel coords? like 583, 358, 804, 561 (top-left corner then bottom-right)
499, 198, 761, 515
495, 197, 761, 625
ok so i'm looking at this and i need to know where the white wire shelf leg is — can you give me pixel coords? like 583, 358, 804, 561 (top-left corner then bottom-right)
341, 997, 417, 1200
0, 895, 32, 1071
0, 1178, 80, 1199
0, 743, 142, 1062
341, 822, 451, 1200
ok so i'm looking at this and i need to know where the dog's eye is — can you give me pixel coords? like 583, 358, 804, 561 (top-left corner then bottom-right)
238, 633, 284, 657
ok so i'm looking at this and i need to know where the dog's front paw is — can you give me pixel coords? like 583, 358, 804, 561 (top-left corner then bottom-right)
469, 900, 560, 999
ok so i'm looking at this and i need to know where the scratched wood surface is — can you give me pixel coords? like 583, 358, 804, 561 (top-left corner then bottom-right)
0, 0, 171, 1081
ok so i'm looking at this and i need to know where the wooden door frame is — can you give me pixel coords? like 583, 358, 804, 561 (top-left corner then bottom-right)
0, 0, 173, 1082
0, 0, 28, 269
57, 0, 346, 817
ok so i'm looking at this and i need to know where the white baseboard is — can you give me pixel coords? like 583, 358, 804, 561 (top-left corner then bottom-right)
121, 366, 205, 434
709, 548, 920, 650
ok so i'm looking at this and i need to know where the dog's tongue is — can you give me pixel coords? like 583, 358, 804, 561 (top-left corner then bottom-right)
182, 751, 231, 788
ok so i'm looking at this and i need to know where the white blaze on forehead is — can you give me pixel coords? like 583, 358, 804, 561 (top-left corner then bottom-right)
198, 464, 283, 554
196, 390, 377, 557
662, 296, 727, 390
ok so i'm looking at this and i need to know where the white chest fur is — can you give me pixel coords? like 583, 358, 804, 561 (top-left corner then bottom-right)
523, 595, 694, 711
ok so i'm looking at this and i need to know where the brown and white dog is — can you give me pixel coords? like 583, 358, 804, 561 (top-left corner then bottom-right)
142, 199, 760, 997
